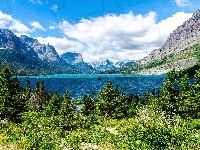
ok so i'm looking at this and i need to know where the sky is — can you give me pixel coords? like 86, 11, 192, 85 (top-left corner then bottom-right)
0, 0, 199, 63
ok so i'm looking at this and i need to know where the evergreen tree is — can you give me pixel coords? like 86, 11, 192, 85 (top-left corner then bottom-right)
30, 81, 49, 111
38, 81, 48, 109
44, 92, 60, 116
180, 73, 200, 118
59, 90, 74, 116
159, 69, 180, 117
177, 74, 194, 117
25, 77, 31, 101
96, 81, 127, 118
0, 67, 26, 121
81, 94, 95, 116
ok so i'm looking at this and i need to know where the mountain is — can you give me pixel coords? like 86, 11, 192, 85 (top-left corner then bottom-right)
61, 52, 83, 64
91, 59, 135, 71
0, 29, 96, 75
91, 59, 117, 71
61, 52, 97, 73
131, 9, 200, 74
0, 48, 76, 75
114, 60, 135, 68
20, 35, 61, 62
0, 29, 21, 50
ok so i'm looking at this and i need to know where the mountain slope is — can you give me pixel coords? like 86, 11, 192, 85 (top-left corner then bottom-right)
0, 29, 76, 75
131, 9, 200, 74
20, 35, 61, 62
0, 48, 77, 75
0, 29, 97, 75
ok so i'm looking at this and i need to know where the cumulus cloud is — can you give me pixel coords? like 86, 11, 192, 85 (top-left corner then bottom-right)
56, 11, 192, 63
0, 10, 32, 35
30, 21, 46, 31
50, 5, 58, 12
0, 11, 46, 36
36, 36, 84, 54
0, 9, 193, 63
175, 0, 189, 7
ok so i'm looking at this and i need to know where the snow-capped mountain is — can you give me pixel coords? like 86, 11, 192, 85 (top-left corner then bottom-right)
91, 59, 135, 71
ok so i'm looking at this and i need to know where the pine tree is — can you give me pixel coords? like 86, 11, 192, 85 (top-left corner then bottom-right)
30, 81, 49, 111
59, 90, 74, 116
82, 94, 95, 116
25, 77, 31, 101
188, 70, 200, 118
159, 69, 180, 117
44, 92, 60, 116
0, 67, 26, 121
96, 81, 127, 118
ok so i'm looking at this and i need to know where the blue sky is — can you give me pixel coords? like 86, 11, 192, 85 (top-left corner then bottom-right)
0, 0, 199, 62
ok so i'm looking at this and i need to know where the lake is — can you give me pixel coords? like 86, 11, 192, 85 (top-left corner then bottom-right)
18, 74, 166, 99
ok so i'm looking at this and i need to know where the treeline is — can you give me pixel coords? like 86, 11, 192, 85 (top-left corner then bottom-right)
0, 66, 200, 149
0, 66, 142, 122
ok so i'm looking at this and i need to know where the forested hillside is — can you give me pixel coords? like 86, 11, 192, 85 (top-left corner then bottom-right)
0, 49, 77, 75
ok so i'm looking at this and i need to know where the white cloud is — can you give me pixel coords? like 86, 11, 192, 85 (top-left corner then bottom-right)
51, 5, 58, 12
36, 36, 84, 54
0, 10, 32, 35
175, 0, 189, 7
30, 21, 46, 31
29, 0, 42, 5
49, 25, 57, 30
0, 11, 46, 36
57, 11, 192, 63
0, 10, 193, 63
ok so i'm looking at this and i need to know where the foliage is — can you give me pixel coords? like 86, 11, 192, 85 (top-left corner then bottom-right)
1, 66, 200, 149
81, 94, 95, 116
0, 66, 27, 121
95, 81, 128, 119
29, 81, 49, 111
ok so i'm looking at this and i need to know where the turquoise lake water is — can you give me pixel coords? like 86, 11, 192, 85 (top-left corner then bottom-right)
18, 74, 166, 99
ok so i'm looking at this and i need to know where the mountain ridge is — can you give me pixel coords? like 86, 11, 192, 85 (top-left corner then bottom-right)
91, 59, 135, 71
0, 29, 97, 75
131, 9, 200, 74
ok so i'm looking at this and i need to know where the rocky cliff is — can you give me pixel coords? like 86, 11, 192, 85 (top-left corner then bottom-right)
61, 52, 97, 73
60, 52, 83, 65
20, 35, 61, 62
0, 29, 21, 50
136, 9, 200, 74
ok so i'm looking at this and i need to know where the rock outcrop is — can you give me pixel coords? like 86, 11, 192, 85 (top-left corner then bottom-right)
138, 57, 198, 75
136, 9, 200, 74
60, 52, 83, 65
0, 29, 21, 50
20, 35, 61, 62
61, 52, 97, 73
